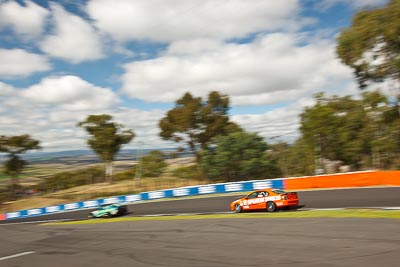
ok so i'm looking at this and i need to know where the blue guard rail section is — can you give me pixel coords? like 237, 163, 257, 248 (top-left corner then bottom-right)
3, 178, 284, 220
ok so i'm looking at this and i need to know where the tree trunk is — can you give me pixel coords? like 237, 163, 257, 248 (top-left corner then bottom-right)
105, 161, 114, 184
10, 174, 20, 200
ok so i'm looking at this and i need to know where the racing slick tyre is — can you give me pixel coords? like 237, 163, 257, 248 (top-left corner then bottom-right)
266, 201, 277, 212
234, 204, 242, 213
118, 206, 127, 216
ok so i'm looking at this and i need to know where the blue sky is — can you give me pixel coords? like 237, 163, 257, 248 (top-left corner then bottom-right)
0, 0, 390, 151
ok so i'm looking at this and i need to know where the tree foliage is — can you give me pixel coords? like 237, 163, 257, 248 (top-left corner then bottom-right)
337, 0, 400, 90
298, 91, 400, 170
0, 135, 41, 194
334, 0, 400, 171
78, 114, 135, 183
200, 132, 281, 182
159, 91, 242, 159
269, 140, 315, 177
140, 150, 167, 177
172, 164, 203, 180
36, 167, 104, 192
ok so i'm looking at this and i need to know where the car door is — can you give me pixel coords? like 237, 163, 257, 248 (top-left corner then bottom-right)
255, 191, 269, 210
245, 192, 262, 210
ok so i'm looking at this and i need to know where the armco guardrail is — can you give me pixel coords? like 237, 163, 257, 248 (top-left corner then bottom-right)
1, 178, 283, 221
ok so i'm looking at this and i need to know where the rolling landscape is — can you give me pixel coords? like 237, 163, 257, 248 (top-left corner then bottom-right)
0, 149, 200, 213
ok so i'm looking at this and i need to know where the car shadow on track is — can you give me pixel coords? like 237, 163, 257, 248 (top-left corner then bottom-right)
239, 205, 306, 213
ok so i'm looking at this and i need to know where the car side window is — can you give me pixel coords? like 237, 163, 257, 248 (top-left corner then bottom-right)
257, 192, 266, 197
247, 192, 258, 199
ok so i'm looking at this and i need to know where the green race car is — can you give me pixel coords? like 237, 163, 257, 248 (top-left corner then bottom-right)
88, 203, 128, 218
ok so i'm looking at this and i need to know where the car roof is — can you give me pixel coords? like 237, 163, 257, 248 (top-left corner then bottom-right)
101, 203, 119, 207
254, 188, 273, 192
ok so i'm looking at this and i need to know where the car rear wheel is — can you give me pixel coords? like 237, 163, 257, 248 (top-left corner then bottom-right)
118, 208, 126, 216
266, 201, 276, 212
234, 204, 242, 213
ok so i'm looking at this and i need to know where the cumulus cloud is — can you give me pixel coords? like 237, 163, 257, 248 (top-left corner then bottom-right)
40, 3, 104, 63
0, 0, 367, 152
121, 33, 353, 106
1, 77, 120, 151
0, 79, 168, 151
0, 82, 16, 113
0, 84, 49, 135
111, 108, 170, 149
86, 0, 311, 43
231, 97, 319, 144
0, 48, 51, 78
21, 75, 120, 111
0, 81, 14, 96
0, 0, 49, 38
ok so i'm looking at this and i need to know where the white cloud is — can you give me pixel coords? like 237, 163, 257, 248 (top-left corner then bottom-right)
121, 33, 353, 106
86, 0, 310, 43
21, 75, 120, 111
0, 88, 50, 135
232, 104, 301, 143
0, 81, 14, 96
0, 0, 372, 152
0, 0, 49, 38
0, 79, 167, 151
2, 75, 120, 144
112, 108, 169, 149
0, 82, 16, 113
232, 96, 320, 144
0, 77, 121, 151
0, 48, 51, 78
40, 3, 104, 63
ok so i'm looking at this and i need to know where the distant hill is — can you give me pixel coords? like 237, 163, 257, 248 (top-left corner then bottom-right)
0, 148, 194, 164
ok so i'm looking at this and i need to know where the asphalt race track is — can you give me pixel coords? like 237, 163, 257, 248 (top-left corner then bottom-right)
1, 187, 400, 267
1, 216, 399, 266
1, 187, 400, 224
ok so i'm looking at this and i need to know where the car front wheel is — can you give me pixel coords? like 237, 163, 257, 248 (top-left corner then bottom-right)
234, 204, 242, 213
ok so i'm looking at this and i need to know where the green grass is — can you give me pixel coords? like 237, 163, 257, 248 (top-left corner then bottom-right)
0, 173, 10, 181
43, 209, 400, 226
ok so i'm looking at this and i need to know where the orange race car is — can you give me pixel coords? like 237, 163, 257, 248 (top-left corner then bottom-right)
230, 188, 299, 213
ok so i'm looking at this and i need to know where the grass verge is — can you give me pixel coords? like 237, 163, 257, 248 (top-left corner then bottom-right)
43, 209, 400, 226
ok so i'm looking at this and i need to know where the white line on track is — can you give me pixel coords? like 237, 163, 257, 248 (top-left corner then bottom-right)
0, 251, 35, 261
